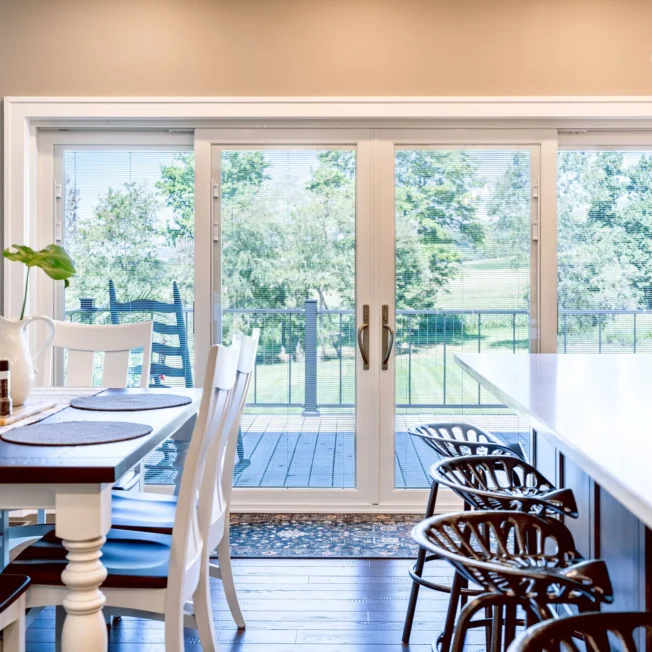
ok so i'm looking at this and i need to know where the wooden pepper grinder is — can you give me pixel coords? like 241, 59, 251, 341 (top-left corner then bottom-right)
0, 360, 12, 418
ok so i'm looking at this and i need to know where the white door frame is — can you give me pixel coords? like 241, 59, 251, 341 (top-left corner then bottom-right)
374, 130, 552, 507
197, 128, 383, 510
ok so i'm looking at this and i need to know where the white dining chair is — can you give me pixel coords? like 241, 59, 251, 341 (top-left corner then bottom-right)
0, 320, 155, 567
0, 575, 30, 652
46, 320, 153, 388
4, 340, 241, 652
109, 328, 261, 629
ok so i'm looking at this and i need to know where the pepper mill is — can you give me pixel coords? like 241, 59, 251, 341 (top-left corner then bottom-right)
0, 359, 12, 418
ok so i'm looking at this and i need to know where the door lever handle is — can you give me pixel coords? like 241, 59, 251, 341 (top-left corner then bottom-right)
382, 305, 394, 371
357, 304, 370, 370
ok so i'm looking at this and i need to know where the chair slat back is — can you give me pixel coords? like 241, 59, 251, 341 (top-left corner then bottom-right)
168, 341, 239, 604
109, 280, 193, 388
50, 321, 153, 388
204, 329, 260, 551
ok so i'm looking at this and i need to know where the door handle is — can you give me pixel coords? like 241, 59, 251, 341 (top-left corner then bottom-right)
382, 305, 395, 371
357, 304, 370, 370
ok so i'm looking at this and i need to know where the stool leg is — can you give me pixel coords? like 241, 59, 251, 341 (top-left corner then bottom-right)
402, 480, 439, 644
490, 604, 503, 652
503, 602, 517, 648
438, 570, 463, 652
452, 594, 509, 652
484, 606, 492, 651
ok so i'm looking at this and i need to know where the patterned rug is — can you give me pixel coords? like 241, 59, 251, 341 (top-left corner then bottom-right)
228, 513, 420, 558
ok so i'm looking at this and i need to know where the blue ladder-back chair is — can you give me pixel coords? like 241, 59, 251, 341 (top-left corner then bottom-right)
109, 280, 193, 389
109, 281, 250, 476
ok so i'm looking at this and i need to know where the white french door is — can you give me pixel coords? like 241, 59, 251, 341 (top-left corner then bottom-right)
34, 126, 544, 509
199, 128, 542, 510
375, 131, 542, 508
200, 129, 380, 509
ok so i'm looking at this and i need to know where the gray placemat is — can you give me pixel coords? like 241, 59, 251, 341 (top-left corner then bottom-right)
70, 394, 192, 412
0, 421, 153, 446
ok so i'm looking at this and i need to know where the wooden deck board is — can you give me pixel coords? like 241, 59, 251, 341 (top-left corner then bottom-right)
145, 413, 529, 489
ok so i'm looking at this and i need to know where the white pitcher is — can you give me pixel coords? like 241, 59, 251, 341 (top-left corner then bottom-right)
0, 316, 55, 405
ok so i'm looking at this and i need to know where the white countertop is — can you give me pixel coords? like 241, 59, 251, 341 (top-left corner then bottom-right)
455, 353, 652, 529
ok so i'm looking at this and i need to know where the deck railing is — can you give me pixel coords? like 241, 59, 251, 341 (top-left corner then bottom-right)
67, 301, 652, 413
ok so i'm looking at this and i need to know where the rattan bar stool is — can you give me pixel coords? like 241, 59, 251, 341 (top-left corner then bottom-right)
403, 423, 526, 643
507, 611, 652, 652
413, 511, 614, 652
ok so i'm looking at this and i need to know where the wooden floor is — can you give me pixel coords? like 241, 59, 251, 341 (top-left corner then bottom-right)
145, 413, 529, 489
24, 558, 490, 651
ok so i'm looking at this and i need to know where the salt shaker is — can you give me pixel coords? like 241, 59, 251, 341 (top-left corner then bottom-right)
0, 360, 12, 417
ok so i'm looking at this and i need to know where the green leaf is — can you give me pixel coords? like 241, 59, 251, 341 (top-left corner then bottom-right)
3, 244, 76, 281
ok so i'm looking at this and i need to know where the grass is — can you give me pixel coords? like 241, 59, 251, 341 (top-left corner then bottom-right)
245, 315, 652, 411
435, 259, 529, 310
247, 321, 530, 408
236, 258, 652, 411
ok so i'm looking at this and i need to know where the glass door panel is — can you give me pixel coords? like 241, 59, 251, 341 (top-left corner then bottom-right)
558, 149, 652, 354
57, 147, 195, 486
215, 148, 357, 489
393, 148, 533, 488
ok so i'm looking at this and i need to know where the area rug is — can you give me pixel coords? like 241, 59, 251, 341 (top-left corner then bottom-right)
228, 513, 420, 558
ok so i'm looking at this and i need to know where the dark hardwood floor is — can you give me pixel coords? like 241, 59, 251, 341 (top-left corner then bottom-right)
23, 558, 488, 651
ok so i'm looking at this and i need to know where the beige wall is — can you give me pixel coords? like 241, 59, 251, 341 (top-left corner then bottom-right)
1, 0, 652, 292
2, 0, 652, 97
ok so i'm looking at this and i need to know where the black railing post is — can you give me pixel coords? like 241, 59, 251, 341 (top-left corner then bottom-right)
288, 314, 292, 405
443, 314, 447, 405
339, 313, 343, 405
79, 298, 95, 324
408, 315, 413, 406
477, 313, 482, 404
302, 299, 320, 416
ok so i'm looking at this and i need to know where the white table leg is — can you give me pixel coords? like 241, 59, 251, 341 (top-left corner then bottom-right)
55, 484, 112, 652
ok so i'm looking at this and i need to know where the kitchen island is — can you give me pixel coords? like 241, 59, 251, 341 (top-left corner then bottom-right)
456, 353, 652, 614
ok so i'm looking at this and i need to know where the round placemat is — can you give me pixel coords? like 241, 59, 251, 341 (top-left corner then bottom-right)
70, 394, 192, 412
1, 421, 153, 446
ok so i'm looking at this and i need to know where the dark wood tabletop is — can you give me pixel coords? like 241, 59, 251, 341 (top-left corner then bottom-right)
0, 388, 201, 484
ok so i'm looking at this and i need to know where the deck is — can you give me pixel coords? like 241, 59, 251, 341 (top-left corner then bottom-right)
145, 413, 528, 489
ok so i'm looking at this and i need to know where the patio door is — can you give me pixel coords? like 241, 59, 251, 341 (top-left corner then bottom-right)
206, 130, 378, 508
375, 133, 541, 507
203, 129, 541, 510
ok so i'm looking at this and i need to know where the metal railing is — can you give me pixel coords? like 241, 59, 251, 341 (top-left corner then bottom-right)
67, 302, 652, 413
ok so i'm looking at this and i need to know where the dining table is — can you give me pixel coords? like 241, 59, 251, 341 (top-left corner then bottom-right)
0, 386, 202, 652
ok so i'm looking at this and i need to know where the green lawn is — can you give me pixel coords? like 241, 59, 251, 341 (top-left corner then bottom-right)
246, 320, 530, 409
240, 257, 652, 412
435, 259, 529, 310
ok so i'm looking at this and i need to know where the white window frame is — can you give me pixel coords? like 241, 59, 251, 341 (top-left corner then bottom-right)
35, 131, 196, 385
199, 128, 379, 510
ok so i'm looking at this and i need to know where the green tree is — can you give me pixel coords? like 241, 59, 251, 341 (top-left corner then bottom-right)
557, 151, 641, 318
395, 150, 483, 309
67, 182, 166, 308
488, 151, 530, 270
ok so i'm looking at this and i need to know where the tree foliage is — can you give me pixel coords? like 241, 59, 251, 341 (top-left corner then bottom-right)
395, 150, 483, 309
67, 182, 166, 306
